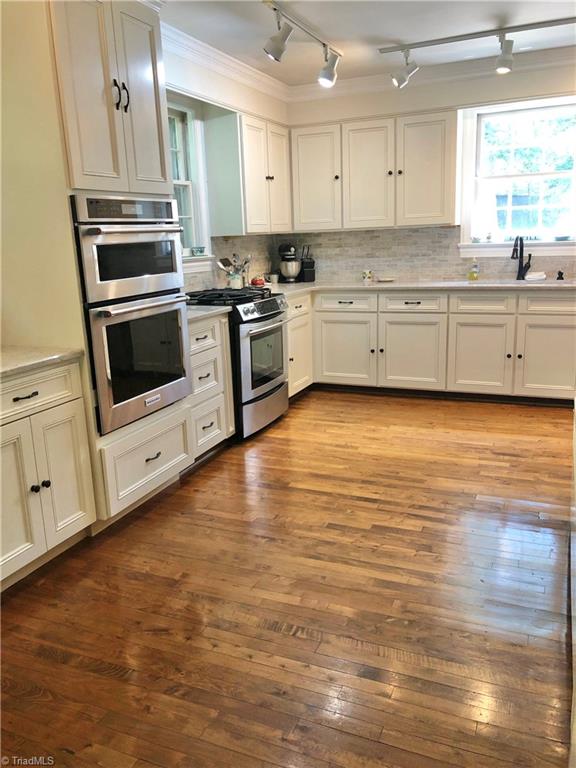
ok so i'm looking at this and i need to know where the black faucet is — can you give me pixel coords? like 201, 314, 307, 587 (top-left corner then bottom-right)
511, 236, 532, 280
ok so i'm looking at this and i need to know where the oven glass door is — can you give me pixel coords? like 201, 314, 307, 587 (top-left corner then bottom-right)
79, 225, 183, 303
240, 315, 287, 402
90, 296, 191, 434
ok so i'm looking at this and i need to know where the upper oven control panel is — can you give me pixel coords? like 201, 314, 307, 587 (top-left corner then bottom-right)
73, 194, 179, 224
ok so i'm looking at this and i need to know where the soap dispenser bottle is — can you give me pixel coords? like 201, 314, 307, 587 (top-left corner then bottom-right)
468, 257, 480, 282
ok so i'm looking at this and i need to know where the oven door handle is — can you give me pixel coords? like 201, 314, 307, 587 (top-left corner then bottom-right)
247, 320, 287, 337
80, 225, 184, 236
97, 295, 187, 318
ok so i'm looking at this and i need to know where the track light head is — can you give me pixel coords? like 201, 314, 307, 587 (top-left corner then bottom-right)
264, 16, 293, 62
496, 35, 514, 74
318, 48, 340, 88
391, 50, 419, 89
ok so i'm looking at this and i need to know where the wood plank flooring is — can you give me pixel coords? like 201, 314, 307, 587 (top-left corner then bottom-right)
2, 391, 573, 768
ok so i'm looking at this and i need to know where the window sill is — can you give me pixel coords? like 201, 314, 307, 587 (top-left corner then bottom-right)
459, 241, 576, 258
182, 255, 215, 274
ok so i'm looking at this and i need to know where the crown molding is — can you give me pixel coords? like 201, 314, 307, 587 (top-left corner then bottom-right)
161, 23, 291, 102
287, 46, 576, 102
140, 0, 166, 11
161, 23, 576, 106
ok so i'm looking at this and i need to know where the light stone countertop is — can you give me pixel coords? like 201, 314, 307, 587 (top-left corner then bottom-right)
272, 279, 576, 299
1, 346, 84, 380
187, 305, 232, 320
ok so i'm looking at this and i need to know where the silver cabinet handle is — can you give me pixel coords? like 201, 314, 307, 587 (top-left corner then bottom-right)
97, 295, 186, 318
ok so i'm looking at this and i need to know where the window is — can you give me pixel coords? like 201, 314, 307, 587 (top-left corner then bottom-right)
461, 99, 576, 252
168, 107, 210, 259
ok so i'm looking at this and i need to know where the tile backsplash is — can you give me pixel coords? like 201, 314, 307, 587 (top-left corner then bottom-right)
183, 226, 574, 291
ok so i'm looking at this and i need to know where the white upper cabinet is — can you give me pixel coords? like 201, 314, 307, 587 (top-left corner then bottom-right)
111, 2, 171, 192
292, 124, 342, 231
342, 119, 395, 229
51, 0, 171, 194
50, 0, 129, 191
267, 123, 292, 233
395, 112, 458, 226
240, 117, 291, 234
241, 116, 270, 233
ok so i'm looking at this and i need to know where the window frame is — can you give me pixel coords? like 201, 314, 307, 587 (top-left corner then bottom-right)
167, 105, 213, 271
459, 96, 576, 258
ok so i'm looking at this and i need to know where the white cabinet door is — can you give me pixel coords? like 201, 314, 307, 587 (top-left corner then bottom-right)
395, 111, 457, 226
288, 314, 313, 397
30, 401, 96, 549
514, 316, 576, 398
50, 0, 129, 191
292, 125, 341, 231
241, 115, 270, 233
112, 2, 172, 193
1, 420, 47, 579
448, 315, 515, 394
267, 123, 292, 233
378, 314, 447, 390
315, 312, 377, 386
342, 119, 395, 229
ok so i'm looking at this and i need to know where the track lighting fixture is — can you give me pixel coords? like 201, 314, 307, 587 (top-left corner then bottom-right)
263, 2, 343, 88
496, 34, 514, 74
391, 50, 419, 89
263, 11, 293, 62
318, 47, 340, 88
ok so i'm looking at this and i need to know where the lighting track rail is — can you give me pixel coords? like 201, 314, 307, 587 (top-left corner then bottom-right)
377, 16, 576, 54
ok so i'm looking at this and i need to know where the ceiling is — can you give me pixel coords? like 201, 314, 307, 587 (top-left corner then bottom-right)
161, 1, 576, 86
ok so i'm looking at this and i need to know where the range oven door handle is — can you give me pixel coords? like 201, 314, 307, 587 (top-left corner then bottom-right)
80, 225, 184, 236
97, 295, 187, 319
247, 320, 287, 337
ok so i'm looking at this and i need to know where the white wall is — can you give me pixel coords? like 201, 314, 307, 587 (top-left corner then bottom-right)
163, 25, 288, 125
1, 0, 84, 348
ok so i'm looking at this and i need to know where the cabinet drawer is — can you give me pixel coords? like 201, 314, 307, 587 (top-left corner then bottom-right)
518, 292, 576, 315
1, 364, 81, 425
315, 293, 377, 312
189, 347, 224, 408
188, 316, 222, 354
101, 406, 194, 517
193, 394, 227, 456
287, 294, 311, 318
450, 293, 516, 314
379, 294, 447, 312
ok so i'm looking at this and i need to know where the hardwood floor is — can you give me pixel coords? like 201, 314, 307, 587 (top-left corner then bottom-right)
1, 391, 573, 768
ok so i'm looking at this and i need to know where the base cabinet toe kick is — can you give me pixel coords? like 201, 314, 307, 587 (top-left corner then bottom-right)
311, 289, 576, 400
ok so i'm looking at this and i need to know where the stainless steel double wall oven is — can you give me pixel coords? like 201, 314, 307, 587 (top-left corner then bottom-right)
73, 194, 191, 435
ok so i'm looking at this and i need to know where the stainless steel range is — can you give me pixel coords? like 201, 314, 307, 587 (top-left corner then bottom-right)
186, 288, 289, 438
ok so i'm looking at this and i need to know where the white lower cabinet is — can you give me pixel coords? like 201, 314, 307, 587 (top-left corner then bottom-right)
378, 314, 447, 390
288, 314, 313, 396
514, 316, 576, 398
193, 394, 226, 455
1, 398, 96, 579
1, 420, 47, 578
101, 404, 194, 517
315, 312, 378, 386
448, 315, 515, 394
